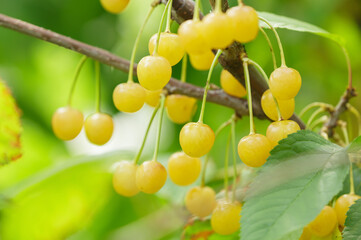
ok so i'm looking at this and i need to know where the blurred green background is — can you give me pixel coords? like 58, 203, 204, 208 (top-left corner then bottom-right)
0, 0, 360, 239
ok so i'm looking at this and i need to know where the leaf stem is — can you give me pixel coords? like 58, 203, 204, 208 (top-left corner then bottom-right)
231, 116, 238, 202
165, 0, 173, 32
67, 56, 87, 106
95, 61, 101, 113
152, 94, 166, 161
259, 27, 277, 70
180, 54, 187, 83
154, 0, 172, 55
133, 105, 160, 164
242, 60, 255, 134
259, 17, 286, 67
128, 5, 156, 83
198, 49, 222, 123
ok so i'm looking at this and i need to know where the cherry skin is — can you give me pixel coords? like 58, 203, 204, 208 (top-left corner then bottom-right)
165, 95, 197, 124
261, 89, 295, 121
145, 89, 162, 107
266, 120, 300, 147
238, 133, 272, 167
113, 82, 146, 113
178, 20, 209, 54
137, 55, 172, 91
226, 5, 259, 43
201, 12, 233, 49
189, 50, 215, 71
179, 122, 215, 158
299, 226, 312, 240
220, 69, 247, 98
100, 0, 130, 14
185, 186, 217, 218
269, 66, 302, 100
148, 32, 185, 66
307, 206, 337, 237
335, 194, 361, 227
113, 161, 139, 197
52, 106, 83, 141
168, 152, 201, 186
135, 160, 167, 194
211, 200, 242, 235
84, 113, 114, 145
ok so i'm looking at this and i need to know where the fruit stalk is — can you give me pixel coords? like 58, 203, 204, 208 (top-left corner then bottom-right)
259, 27, 277, 70
231, 117, 238, 202
243, 61, 255, 134
152, 94, 166, 161
154, 0, 173, 55
95, 61, 101, 112
68, 56, 88, 106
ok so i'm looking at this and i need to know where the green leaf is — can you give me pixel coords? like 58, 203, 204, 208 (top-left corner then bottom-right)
241, 131, 349, 240
182, 219, 239, 240
0, 80, 22, 165
347, 135, 361, 153
258, 11, 345, 46
343, 199, 361, 240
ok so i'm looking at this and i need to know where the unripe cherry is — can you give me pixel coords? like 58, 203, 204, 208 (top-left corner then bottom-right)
269, 66, 302, 100
100, 0, 130, 14
178, 20, 209, 54
185, 186, 217, 218
226, 5, 259, 43
145, 89, 162, 107
165, 95, 197, 124
189, 50, 215, 71
168, 152, 201, 186
261, 89, 295, 121
135, 160, 167, 194
211, 200, 242, 235
307, 206, 337, 237
238, 133, 272, 167
148, 32, 185, 66
113, 161, 139, 197
266, 120, 300, 147
113, 82, 146, 113
335, 194, 361, 227
220, 69, 247, 98
52, 106, 83, 141
137, 55, 172, 91
179, 122, 215, 158
201, 12, 234, 49
84, 113, 114, 145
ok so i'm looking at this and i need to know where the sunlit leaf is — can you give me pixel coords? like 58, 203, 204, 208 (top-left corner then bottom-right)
0, 80, 22, 165
343, 199, 361, 240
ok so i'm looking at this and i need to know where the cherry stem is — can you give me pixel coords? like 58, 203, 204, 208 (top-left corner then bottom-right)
152, 94, 166, 161
198, 49, 223, 123
340, 122, 355, 194
180, 54, 187, 83
259, 27, 277, 70
309, 116, 328, 130
215, 0, 222, 13
67, 55, 87, 106
154, 0, 172, 55
193, 0, 200, 21
200, 117, 233, 187
346, 103, 361, 135
224, 132, 231, 201
231, 116, 238, 202
259, 17, 286, 67
299, 102, 333, 119
95, 61, 101, 113
165, 0, 173, 32
128, 5, 155, 83
339, 44, 353, 90
245, 58, 282, 121
242, 60, 255, 134
237, 0, 243, 5
306, 107, 324, 129
133, 105, 160, 164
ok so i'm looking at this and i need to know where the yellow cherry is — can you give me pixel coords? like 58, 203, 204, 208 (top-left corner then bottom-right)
113, 82, 146, 113
269, 66, 302, 100
148, 32, 185, 66
113, 161, 139, 197
261, 89, 295, 121
52, 106, 83, 141
135, 160, 167, 194
220, 69, 247, 98
145, 89, 162, 107
84, 113, 113, 145
185, 186, 217, 218
335, 194, 361, 227
179, 122, 215, 158
201, 12, 234, 49
266, 120, 300, 147
226, 5, 259, 43
100, 0, 129, 14
137, 55, 172, 91
178, 20, 209, 54
189, 50, 215, 71
307, 206, 337, 237
238, 133, 272, 167
165, 94, 197, 124
211, 200, 242, 235
299, 226, 312, 240
168, 152, 201, 186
